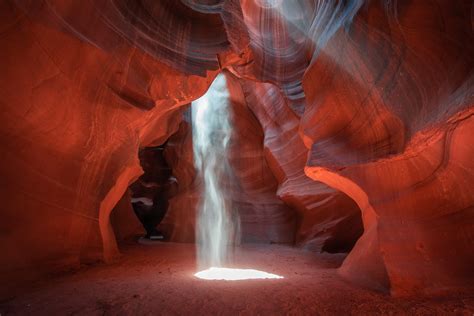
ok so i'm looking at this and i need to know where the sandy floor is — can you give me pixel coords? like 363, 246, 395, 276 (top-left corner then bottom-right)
1, 243, 473, 315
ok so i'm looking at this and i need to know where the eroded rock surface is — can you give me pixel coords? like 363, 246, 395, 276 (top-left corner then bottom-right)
301, 0, 474, 295
1, 0, 473, 297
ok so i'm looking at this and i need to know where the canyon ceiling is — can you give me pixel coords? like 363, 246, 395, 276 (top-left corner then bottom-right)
0, 0, 473, 297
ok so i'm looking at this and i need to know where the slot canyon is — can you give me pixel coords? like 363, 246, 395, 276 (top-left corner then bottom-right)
0, 0, 473, 314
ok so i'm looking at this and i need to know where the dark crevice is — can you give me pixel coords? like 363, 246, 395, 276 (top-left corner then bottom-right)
129, 142, 178, 239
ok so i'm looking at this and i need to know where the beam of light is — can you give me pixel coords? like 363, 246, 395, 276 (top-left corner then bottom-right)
254, 0, 283, 9
265, 0, 364, 62
238, 0, 365, 114
194, 267, 284, 281
192, 74, 239, 269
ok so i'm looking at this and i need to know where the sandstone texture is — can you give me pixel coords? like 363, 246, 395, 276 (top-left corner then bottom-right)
1, 0, 473, 297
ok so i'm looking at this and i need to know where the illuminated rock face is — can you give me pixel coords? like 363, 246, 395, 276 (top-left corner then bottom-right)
0, 1, 221, 281
1, 0, 473, 297
300, 1, 474, 296
238, 79, 363, 253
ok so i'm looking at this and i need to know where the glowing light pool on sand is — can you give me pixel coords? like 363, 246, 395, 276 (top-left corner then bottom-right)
194, 267, 284, 281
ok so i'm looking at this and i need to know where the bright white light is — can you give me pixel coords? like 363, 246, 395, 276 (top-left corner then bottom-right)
194, 267, 284, 281
192, 74, 239, 269
255, 0, 283, 8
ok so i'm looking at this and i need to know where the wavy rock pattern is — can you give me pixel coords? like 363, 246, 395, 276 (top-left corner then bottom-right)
236, 79, 363, 252
0, 0, 473, 297
0, 1, 219, 284
301, 0, 474, 295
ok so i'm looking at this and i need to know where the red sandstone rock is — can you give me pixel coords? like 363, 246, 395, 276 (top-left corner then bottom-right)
235, 79, 363, 252
0, 1, 220, 283
1, 0, 473, 299
301, 0, 474, 295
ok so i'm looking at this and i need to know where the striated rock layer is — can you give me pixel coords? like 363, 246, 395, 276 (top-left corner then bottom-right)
300, 0, 474, 295
1, 0, 473, 297
0, 0, 222, 286
235, 78, 363, 253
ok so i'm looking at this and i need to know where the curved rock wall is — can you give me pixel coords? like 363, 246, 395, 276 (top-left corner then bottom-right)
239, 79, 363, 253
1, 0, 473, 297
301, 0, 474, 295
0, 0, 221, 284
